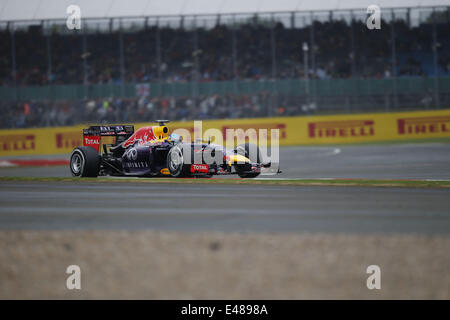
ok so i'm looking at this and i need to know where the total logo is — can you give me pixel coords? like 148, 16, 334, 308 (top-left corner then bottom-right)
83, 135, 100, 152
84, 137, 99, 145
190, 164, 209, 173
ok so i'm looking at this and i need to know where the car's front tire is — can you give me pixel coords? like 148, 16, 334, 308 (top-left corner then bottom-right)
167, 146, 188, 177
236, 143, 261, 178
236, 165, 260, 178
70, 146, 100, 177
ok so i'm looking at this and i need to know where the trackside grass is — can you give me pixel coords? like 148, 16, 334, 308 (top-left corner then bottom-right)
1, 176, 450, 188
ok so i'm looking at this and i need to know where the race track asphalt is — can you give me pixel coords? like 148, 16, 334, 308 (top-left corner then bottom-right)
1, 143, 449, 234
1, 143, 449, 179
1, 181, 450, 234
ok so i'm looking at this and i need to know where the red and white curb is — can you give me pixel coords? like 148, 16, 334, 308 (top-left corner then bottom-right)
0, 159, 69, 167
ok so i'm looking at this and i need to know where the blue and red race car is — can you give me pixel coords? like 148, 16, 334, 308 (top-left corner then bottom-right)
70, 121, 276, 178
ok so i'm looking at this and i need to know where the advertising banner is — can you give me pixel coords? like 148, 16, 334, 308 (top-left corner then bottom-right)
1, 109, 449, 156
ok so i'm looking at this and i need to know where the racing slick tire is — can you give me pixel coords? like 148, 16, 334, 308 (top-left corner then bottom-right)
236, 142, 261, 178
167, 145, 189, 177
70, 146, 100, 177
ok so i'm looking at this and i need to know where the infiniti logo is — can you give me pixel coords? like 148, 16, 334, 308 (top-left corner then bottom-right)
125, 147, 138, 161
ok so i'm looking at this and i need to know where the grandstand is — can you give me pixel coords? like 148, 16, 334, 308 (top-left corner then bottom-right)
1, 0, 450, 128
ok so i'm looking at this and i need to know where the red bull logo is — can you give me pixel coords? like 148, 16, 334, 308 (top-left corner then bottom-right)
308, 120, 375, 138
397, 116, 450, 135
123, 127, 156, 148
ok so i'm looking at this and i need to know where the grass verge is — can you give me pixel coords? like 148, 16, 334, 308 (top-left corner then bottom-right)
1, 176, 450, 188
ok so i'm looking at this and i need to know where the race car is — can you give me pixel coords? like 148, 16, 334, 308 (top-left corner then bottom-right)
69, 120, 276, 178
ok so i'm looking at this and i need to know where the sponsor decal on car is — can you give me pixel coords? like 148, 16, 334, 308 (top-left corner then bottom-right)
308, 120, 375, 138
190, 164, 209, 173
123, 127, 156, 148
124, 147, 138, 161
123, 161, 148, 168
83, 135, 100, 151
160, 168, 170, 175
397, 116, 450, 135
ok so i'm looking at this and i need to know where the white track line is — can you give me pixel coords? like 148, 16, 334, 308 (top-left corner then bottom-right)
0, 160, 17, 168
254, 177, 450, 182
332, 148, 341, 155
294, 147, 341, 159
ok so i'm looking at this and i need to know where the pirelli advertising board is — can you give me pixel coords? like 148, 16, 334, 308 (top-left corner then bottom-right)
1, 109, 450, 156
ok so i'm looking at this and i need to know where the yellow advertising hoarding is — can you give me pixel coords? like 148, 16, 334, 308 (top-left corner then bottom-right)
1, 109, 450, 156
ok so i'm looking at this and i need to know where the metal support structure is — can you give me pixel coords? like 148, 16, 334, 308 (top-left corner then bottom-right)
10, 22, 17, 98
350, 11, 356, 78
350, 11, 357, 111
192, 17, 199, 98
270, 15, 276, 80
391, 10, 398, 110
216, 14, 221, 26
46, 31, 52, 84
231, 15, 238, 93
432, 8, 440, 109
119, 19, 125, 96
406, 8, 411, 28
156, 18, 161, 82
309, 12, 316, 75
270, 14, 277, 116
309, 12, 316, 109
303, 42, 309, 109
82, 26, 88, 98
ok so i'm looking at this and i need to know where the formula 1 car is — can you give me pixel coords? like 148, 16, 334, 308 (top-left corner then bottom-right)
69, 121, 276, 178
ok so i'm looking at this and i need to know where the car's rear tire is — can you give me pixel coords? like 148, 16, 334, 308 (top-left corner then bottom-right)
70, 146, 100, 177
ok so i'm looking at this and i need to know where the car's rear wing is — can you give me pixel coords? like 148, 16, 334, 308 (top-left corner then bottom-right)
83, 125, 134, 136
83, 125, 134, 152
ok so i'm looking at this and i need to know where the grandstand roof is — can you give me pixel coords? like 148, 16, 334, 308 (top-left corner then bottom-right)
0, 0, 449, 22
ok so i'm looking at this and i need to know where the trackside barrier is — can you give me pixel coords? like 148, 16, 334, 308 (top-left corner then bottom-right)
1, 109, 450, 156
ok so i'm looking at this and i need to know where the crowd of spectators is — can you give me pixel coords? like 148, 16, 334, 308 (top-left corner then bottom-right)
1, 18, 449, 87
4, 88, 447, 129
2, 93, 304, 129
1, 15, 450, 129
